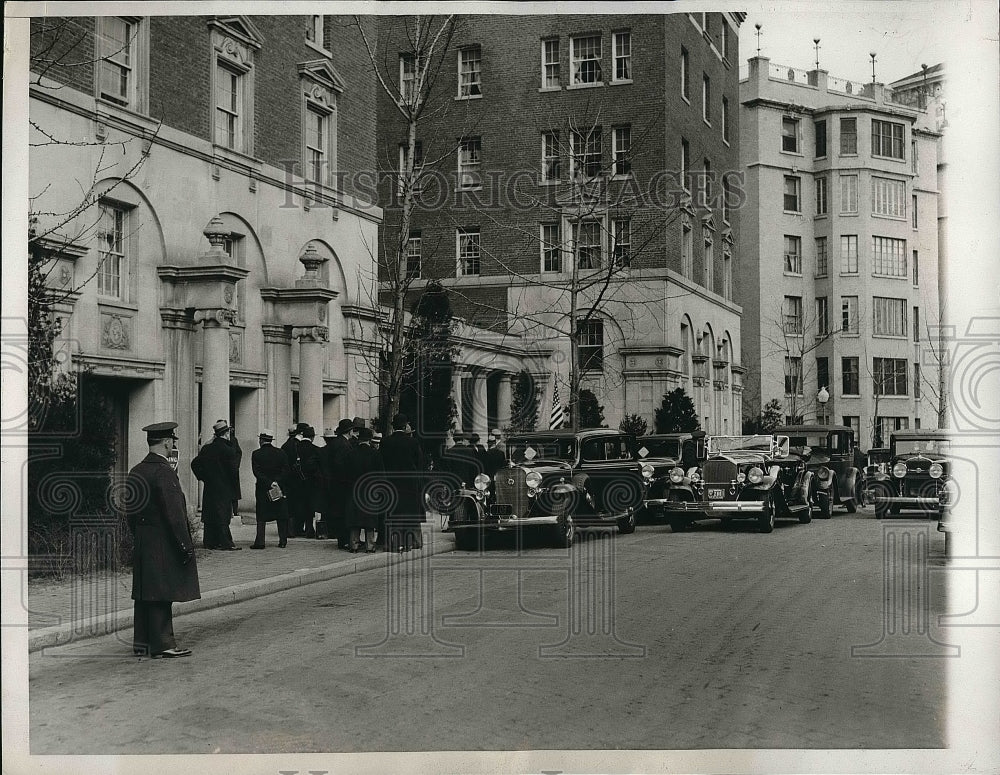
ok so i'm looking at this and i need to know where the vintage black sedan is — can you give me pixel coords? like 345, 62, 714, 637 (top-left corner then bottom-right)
636, 431, 708, 531
700, 434, 813, 533
861, 447, 892, 505
775, 424, 862, 517
869, 429, 955, 522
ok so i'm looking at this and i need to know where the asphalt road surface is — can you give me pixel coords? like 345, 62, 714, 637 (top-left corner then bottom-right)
29, 508, 949, 753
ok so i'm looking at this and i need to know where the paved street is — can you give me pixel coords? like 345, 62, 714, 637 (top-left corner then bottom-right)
29, 508, 949, 753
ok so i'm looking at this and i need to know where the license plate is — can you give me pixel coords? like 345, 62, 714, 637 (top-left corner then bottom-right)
708, 488, 725, 500
490, 504, 513, 516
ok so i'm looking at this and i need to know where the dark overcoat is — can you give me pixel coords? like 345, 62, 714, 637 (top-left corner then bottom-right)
379, 431, 426, 523
127, 453, 201, 602
323, 435, 353, 519
251, 442, 291, 522
440, 445, 484, 488
482, 446, 507, 478
191, 436, 240, 523
344, 444, 384, 530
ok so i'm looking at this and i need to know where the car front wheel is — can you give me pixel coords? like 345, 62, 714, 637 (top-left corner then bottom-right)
816, 490, 833, 519
617, 507, 636, 534
758, 496, 775, 533
552, 516, 575, 548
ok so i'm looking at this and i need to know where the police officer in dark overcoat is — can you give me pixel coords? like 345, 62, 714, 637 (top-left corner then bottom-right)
190, 419, 241, 550
379, 413, 427, 551
250, 428, 291, 549
126, 421, 200, 658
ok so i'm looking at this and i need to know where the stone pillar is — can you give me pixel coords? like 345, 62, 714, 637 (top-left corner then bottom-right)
160, 309, 198, 507
195, 308, 235, 446
263, 324, 293, 441
295, 325, 328, 433
496, 372, 512, 432
471, 370, 489, 439
449, 366, 466, 443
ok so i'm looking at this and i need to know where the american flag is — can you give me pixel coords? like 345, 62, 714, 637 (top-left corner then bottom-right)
549, 380, 566, 429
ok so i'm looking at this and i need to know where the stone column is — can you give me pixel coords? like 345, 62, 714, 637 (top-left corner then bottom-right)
449, 366, 466, 443
263, 324, 293, 441
160, 308, 198, 508
471, 369, 489, 439
496, 372, 512, 431
195, 308, 235, 446
295, 325, 328, 433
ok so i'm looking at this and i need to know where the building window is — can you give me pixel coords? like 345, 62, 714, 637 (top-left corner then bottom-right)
814, 119, 827, 158
541, 131, 561, 183
722, 248, 732, 300
817, 357, 830, 392
405, 233, 421, 280
872, 119, 905, 160
784, 356, 803, 395
458, 46, 482, 98
457, 229, 481, 276
723, 177, 733, 223
913, 306, 920, 342
840, 235, 858, 274
399, 53, 417, 102
783, 295, 803, 335
397, 141, 424, 196
215, 61, 245, 151
912, 195, 918, 228
815, 236, 828, 277
542, 39, 560, 88
872, 236, 907, 277
840, 174, 858, 214
872, 177, 906, 218
96, 201, 128, 300
680, 47, 689, 100
840, 117, 857, 155
613, 31, 631, 82
914, 363, 921, 399
842, 357, 860, 395
781, 117, 799, 153
96, 16, 146, 110
701, 158, 711, 207
304, 106, 327, 183
703, 236, 714, 290
843, 415, 861, 438
702, 74, 711, 123
612, 218, 631, 266
458, 137, 482, 189
873, 297, 907, 337
841, 296, 858, 334
222, 233, 245, 321
574, 221, 602, 270
541, 222, 562, 272
681, 219, 693, 278
722, 96, 730, 143
876, 416, 909, 444
873, 357, 908, 396
613, 125, 631, 176
816, 296, 829, 336
571, 127, 602, 179
306, 15, 325, 48
571, 34, 602, 85
783, 235, 802, 274
681, 137, 690, 191
720, 21, 730, 60
913, 251, 919, 285
578, 318, 604, 372
783, 176, 801, 212
815, 177, 828, 215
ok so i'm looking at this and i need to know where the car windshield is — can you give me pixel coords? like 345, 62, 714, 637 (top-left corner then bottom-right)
894, 437, 950, 455
709, 435, 773, 454
637, 438, 681, 459
508, 438, 576, 463
787, 434, 830, 450
868, 448, 891, 463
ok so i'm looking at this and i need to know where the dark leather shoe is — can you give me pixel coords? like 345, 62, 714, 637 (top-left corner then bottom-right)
250, 544, 264, 550
278, 541, 287, 548
152, 647, 192, 659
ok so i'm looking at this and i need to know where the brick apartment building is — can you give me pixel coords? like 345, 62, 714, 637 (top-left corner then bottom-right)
376, 13, 747, 435
28, 14, 382, 509
739, 56, 944, 447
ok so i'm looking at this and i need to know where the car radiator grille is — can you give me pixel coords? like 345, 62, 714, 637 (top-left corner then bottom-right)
702, 459, 737, 485
493, 468, 528, 515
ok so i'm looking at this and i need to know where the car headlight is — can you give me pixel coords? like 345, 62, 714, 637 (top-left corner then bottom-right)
892, 462, 908, 478
525, 471, 542, 489
816, 466, 832, 481
736, 471, 746, 483
747, 467, 763, 485
669, 467, 684, 484
689, 469, 701, 483
641, 463, 655, 479
929, 463, 944, 479
474, 473, 490, 491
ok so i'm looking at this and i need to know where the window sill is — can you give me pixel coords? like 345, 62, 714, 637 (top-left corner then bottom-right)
839, 212, 859, 217
841, 394, 862, 399
814, 214, 828, 220
212, 144, 263, 171
815, 274, 829, 280
95, 98, 157, 132
780, 149, 803, 157
872, 334, 909, 340
783, 272, 804, 278
703, 118, 712, 128
783, 210, 803, 216
839, 273, 860, 278
681, 95, 691, 105
610, 79, 633, 86
97, 298, 139, 313
872, 154, 906, 163
871, 273, 909, 280
539, 86, 562, 93
872, 213, 908, 221
567, 81, 603, 90
839, 153, 858, 158
305, 39, 333, 58
455, 93, 483, 101
723, 138, 731, 148
840, 332, 861, 338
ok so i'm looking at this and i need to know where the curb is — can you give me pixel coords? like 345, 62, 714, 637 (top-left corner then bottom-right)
29, 533, 455, 653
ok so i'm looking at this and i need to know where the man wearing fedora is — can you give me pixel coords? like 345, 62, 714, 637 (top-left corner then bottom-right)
190, 419, 241, 550
379, 413, 426, 551
126, 421, 200, 658
251, 429, 291, 548
322, 418, 357, 550
288, 423, 322, 538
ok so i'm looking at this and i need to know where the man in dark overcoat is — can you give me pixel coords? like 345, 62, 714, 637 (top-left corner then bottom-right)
289, 424, 322, 538
190, 419, 241, 550
126, 421, 200, 658
322, 418, 357, 550
250, 428, 291, 548
344, 426, 384, 552
380, 413, 427, 551
230, 427, 243, 518
281, 424, 304, 536
482, 428, 507, 478
440, 431, 484, 488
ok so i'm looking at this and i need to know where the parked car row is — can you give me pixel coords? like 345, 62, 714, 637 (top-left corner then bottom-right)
432, 425, 953, 549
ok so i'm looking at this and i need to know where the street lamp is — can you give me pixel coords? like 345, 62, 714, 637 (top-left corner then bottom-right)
817, 386, 830, 423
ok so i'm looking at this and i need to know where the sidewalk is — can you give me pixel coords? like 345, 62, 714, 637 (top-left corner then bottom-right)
26, 517, 453, 652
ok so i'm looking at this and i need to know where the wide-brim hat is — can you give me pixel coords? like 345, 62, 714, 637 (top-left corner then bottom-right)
391, 413, 409, 430
336, 418, 355, 434
357, 427, 374, 442
352, 416, 367, 430
143, 421, 179, 441
258, 428, 274, 441
294, 422, 311, 434
213, 419, 230, 436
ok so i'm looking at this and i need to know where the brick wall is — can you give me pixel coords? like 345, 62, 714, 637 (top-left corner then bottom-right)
30, 17, 95, 93
149, 17, 211, 141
